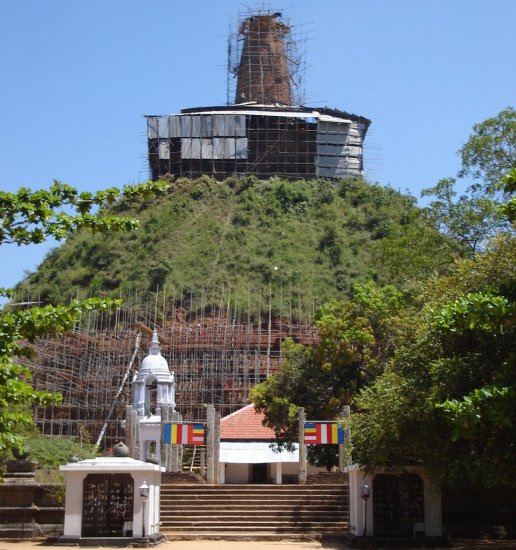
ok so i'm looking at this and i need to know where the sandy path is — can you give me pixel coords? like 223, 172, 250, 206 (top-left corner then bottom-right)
0, 542, 345, 550
1, 538, 515, 550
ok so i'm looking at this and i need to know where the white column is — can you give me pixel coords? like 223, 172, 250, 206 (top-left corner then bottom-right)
62, 472, 86, 537
422, 471, 442, 536
274, 462, 283, 484
346, 466, 373, 537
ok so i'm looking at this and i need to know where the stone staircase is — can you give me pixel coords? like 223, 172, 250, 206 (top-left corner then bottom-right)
160, 483, 349, 540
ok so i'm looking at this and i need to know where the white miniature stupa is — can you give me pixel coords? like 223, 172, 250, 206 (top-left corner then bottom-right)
132, 330, 175, 461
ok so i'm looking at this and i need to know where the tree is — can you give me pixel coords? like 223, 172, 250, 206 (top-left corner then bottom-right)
422, 108, 515, 253
251, 281, 407, 469
0, 179, 168, 458
421, 177, 503, 254
458, 107, 516, 193
351, 235, 516, 488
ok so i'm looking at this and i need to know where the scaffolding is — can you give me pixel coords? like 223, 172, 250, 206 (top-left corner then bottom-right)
146, 7, 371, 182
228, 9, 304, 106
147, 105, 369, 181
24, 284, 319, 450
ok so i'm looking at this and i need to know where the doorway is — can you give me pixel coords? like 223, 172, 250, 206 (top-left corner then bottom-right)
373, 473, 424, 538
82, 473, 134, 537
251, 463, 268, 483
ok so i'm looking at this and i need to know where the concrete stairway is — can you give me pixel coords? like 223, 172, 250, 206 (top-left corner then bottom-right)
160, 483, 349, 540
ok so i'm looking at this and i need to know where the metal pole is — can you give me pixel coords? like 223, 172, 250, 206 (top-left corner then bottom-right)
142, 501, 146, 538
363, 498, 366, 537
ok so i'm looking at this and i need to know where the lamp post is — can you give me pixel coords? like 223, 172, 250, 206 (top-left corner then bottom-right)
361, 482, 370, 538
139, 480, 150, 538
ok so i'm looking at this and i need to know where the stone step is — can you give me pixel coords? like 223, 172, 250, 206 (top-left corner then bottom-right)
160, 482, 350, 538
161, 494, 348, 504
161, 483, 347, 492
161, 520, 349, 530
161, 503, 348, 514
162, 508, 348, 520
161, 483, 348, 493
161, 532, 329, 541
162, 492, 347, 499
162, 493, 347, 499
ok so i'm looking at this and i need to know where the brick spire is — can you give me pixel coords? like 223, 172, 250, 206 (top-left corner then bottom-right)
235, 13, 293, 105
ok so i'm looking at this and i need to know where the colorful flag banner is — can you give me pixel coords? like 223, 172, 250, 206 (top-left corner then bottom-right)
303, 422, 344, 445
164, 423, 205, 445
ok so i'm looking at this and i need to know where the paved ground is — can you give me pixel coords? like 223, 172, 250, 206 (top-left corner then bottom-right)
1, 538, 516, 550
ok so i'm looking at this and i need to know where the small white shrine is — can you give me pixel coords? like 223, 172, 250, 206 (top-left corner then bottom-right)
132, 331, 175, 462
60, 454, 161, 542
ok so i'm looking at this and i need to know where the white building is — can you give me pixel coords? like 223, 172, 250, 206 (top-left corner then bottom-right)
218, 404, 322, 484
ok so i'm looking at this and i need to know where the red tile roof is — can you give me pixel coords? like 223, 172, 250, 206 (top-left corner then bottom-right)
220, 404, 276, 440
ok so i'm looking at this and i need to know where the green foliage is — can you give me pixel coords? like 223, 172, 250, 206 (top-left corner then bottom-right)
458, 107, 516, 192
16, 176, 453, 316
0, 296, 123, 457
423, 108, 515, 254
251, 281, 407, 468
24, 433, 97, 469
252, 111, 515, 487
352, 236, 516, 488
431, 291, 514, 333
0, 180, 169, 245
499, 168, 516, 224
422, 177, 504, 254
437, 384, 513, 442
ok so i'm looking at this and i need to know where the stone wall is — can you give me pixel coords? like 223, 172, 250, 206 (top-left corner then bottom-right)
0, 460, 64, 538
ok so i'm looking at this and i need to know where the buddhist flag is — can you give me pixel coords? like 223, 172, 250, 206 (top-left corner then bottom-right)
303, 422, 344, 445
164, 423, 205, 445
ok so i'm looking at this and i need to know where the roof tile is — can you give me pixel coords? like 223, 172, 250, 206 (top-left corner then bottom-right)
220, 404, 276, 440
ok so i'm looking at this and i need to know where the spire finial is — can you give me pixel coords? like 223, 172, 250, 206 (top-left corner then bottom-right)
149, 330, 160, 355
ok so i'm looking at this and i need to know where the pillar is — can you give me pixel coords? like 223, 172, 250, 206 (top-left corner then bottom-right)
274, 462, 283, 484
298, 407, 307, 484
206, 405, 216, 484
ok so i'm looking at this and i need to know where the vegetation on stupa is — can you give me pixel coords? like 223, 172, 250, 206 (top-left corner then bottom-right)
16, 175, 462, 314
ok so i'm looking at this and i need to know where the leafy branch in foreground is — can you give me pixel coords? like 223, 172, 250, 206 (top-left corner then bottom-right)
0, 180, 169, 245
0, 298, 122, 456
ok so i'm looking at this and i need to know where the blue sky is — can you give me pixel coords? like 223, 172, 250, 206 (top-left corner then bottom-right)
1, 0, 515, 295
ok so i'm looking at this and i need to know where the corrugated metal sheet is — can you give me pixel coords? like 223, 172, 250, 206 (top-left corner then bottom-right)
181, 138, 192, 158
169, 116, 181, 138
317, 118, 362, 177
235, 138, 248, 159
191, 116, 202, 138
147, 117, 159, 139
213, 137, 226, 159
201, 115, 213, 138
158, 117, 167, 138
180, 116, 189, 138
318, 114, 352, 124
158, 139, 170, 160
201, 138, 213, 158
234, 115, 246, 136
317, 144, 362, 157
181, 137, 248, 160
